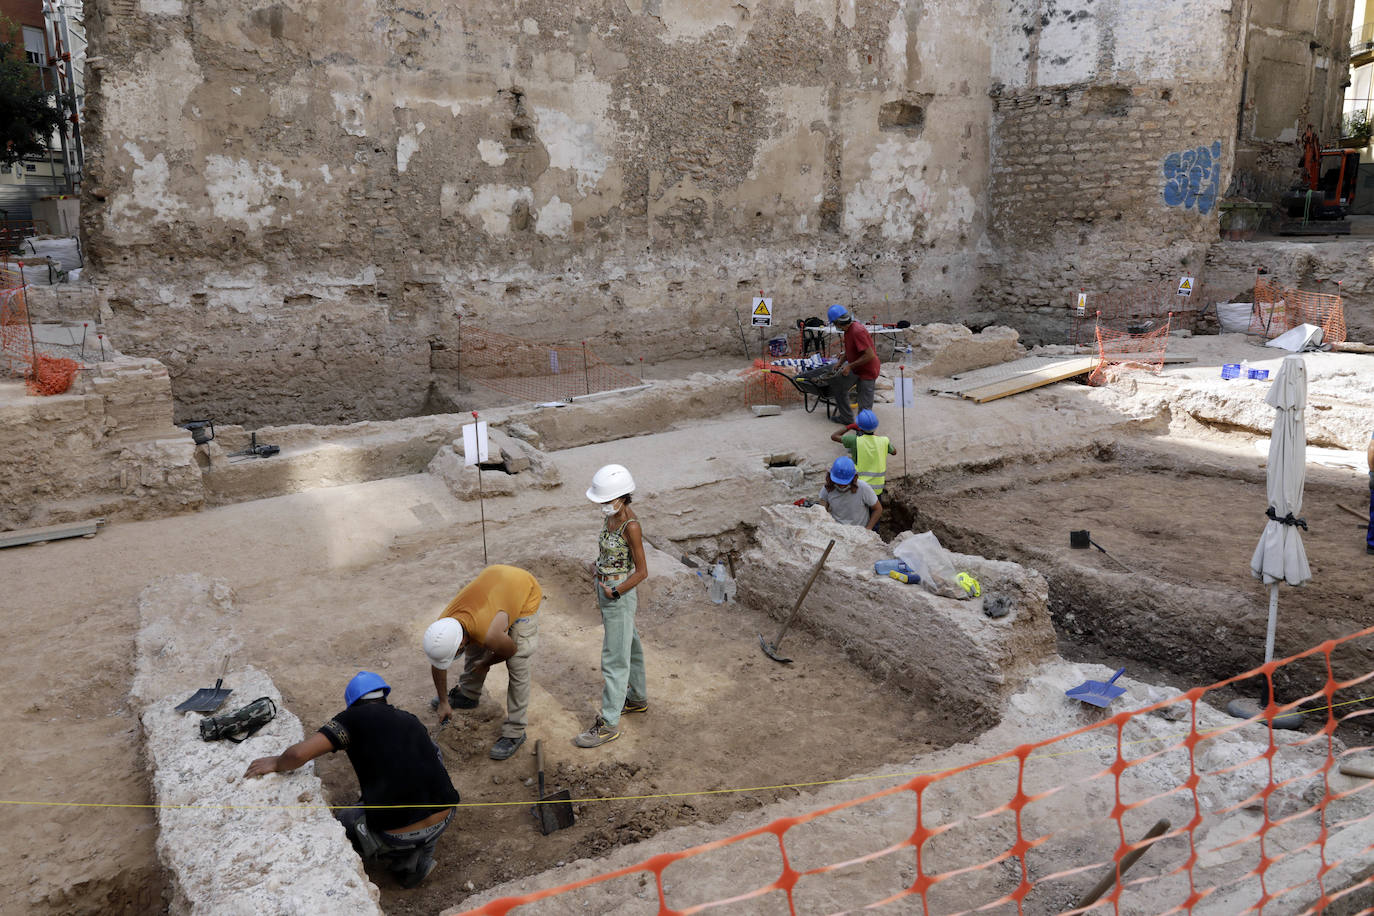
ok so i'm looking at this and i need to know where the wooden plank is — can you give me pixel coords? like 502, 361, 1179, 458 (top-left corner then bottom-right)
0, 518, 104, 549
964, 357, 1099, 403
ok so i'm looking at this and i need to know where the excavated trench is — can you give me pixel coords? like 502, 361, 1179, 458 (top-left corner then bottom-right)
879, 443, 1374, 706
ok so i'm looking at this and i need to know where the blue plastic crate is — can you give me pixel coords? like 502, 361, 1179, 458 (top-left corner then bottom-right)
1247, 368, 1269, 380
1221, 364, 1241, 380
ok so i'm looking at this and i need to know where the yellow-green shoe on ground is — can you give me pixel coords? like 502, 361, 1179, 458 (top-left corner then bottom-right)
573, 716, 619, 748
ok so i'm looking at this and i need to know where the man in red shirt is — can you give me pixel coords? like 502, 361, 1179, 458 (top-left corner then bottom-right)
826, 304, 881, 425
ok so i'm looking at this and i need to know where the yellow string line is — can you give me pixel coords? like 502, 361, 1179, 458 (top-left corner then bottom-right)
2, 693, 1369, 812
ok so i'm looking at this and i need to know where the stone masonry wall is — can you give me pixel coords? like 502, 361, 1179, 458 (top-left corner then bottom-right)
0, 357, 202, 530
980, 0, 1248, 343
82, 0, 997, 426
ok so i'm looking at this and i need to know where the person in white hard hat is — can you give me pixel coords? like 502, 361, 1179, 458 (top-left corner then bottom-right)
574, 464, 649, 749
423, 565, 543, 761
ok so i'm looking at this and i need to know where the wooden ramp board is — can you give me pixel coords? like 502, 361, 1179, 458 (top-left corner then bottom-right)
929, 356, 1098, 402
0, 518, 104, 549
931, 357, 1071, 395
962, 357, 1099, 403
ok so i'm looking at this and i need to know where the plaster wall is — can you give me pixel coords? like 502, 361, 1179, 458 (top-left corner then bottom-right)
83, 0, 995, 426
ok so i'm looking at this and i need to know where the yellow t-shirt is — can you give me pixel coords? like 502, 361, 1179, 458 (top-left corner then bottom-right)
439, 565, 542, 647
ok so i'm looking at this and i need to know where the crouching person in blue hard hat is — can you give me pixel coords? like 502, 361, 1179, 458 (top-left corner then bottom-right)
830, 409, 897, 502
816, 456, 882, 530
244, 672, 460, 889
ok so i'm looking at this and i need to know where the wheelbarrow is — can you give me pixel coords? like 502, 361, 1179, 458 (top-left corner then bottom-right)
1066, 668, 1127, 708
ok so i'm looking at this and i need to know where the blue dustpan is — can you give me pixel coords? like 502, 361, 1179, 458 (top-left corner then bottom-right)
1066, 668, 1126, 708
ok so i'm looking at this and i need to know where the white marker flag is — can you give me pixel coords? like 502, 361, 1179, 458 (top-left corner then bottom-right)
894, 376, 915, 408
463, 421, 490, 466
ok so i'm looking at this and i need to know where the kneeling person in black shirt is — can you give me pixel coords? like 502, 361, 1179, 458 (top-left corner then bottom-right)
245, 671, 461, 888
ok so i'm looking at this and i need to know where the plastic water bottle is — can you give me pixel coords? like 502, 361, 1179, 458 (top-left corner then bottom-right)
874, 559, 911, 577
708, 562, 727, 604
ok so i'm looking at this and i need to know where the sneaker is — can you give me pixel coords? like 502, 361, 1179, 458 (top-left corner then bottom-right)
396, 857, 437, 889
489, 734, 526, 760
573, 716, 619, 748
621, 697, 648, 715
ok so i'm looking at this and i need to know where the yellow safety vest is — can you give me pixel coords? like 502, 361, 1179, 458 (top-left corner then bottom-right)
855, 435, 889, 496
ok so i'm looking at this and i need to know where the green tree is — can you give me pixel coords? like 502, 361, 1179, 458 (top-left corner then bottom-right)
0, 20, 67, 169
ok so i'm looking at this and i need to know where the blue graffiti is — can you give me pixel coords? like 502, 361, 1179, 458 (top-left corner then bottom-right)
1162, 141, 1222, 215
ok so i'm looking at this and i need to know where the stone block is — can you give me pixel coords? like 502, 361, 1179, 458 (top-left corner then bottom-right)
132, 575, 382, 915
735, 507, 1056, 728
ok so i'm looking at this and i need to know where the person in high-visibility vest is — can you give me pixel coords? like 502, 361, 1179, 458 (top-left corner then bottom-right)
830, 409, 897, 499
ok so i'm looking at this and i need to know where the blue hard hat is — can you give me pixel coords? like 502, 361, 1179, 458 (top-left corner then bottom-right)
856, 409, 879, 432
830, 455, 857, 485
826, 304, 851, 323
344, 671, 391, 707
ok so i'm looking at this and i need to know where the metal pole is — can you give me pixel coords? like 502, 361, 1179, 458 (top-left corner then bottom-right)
900, 366, 908, 480
1264, 583, 1279, 664
472, 411, 488, 566
79, 321, 86, 360
582, 341, 590, 396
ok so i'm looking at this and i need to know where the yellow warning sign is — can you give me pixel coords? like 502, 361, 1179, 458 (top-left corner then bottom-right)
1178, 276, 1194, 297
751, 297, 773, 327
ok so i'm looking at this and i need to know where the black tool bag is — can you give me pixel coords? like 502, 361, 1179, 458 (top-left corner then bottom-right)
199, 696, 278, 743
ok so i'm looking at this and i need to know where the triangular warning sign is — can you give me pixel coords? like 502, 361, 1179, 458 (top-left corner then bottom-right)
1178, 278, 1192, 292
753, 302, 770, 315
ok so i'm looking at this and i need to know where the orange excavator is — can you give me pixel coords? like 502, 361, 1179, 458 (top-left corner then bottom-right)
1281, 125, 1359, 225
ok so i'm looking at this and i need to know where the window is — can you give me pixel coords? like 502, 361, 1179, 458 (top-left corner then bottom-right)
23, 27, 46, 66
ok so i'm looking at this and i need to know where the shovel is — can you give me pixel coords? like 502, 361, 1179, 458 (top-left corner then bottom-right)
759, 539, 834, 664
532, 740, 575, 835
174, 655, 233, 714
1069, 529, 1132, 573
1066, 667, 1127, 708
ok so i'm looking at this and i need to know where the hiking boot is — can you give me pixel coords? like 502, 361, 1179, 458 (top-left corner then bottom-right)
489, 734, 526, 760
429, 690, 479, 711
396, 857, 437, 889
573, 716, 619, 748
621, 697, 648, 715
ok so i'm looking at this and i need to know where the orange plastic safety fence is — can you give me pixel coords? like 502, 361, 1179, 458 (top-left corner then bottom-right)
1249, 277, 1346, 345
456, 625, 1374, 916
459, 325, 645, 404
1088, 313, 1172, 386
27, 354, 80, 395
1069, 283, 1205, 347
741, 358, 803, 408
1, 282, 37, 379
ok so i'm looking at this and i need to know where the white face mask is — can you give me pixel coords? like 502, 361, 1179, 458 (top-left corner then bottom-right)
601, 500, 620, 516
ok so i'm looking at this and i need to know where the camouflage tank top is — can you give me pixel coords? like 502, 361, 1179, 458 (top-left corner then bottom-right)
596, 518, 635, 576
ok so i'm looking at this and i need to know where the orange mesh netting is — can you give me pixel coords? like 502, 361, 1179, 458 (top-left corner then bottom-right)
1070, 283, 1205, 348
1248, 277, 1346, 345
741, 358, 803, 408
1088, 312, 1172, 386
456, 626, 1374, 915
459, 325, 645, 404
1, 282, 36, 378
28, 354, 80, 395
1, 270, 79, 395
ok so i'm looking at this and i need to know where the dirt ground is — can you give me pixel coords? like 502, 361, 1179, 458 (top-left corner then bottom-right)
4, 339, 1373, 915
230, 551, 947, 913
893, 439, 1374, 699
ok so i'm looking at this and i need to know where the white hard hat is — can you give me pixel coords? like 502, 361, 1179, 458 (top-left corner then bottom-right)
423, 618, 465, 670
586, 464, 635, 503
